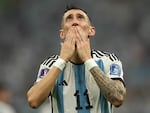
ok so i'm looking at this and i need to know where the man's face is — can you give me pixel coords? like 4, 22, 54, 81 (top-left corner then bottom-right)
61, 9, 92, 39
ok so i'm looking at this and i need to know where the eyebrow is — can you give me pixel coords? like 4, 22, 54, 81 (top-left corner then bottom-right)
61, 11, 91, 27
65, 14, 72, 20
65, 13, 86, 20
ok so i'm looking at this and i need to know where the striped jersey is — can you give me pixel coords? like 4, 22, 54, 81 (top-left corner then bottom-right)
36, 49, 124, 113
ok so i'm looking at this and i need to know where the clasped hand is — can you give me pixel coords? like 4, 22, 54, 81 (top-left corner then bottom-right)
60, 26, 91, 62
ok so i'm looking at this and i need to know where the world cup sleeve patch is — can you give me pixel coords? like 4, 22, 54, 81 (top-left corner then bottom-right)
110, 64, 121, 76
39, 68, 49, 78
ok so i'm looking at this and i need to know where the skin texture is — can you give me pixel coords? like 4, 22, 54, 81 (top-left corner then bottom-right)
59, 9, 95, 63
27, 9, 126, 108
90, 67, 126, 107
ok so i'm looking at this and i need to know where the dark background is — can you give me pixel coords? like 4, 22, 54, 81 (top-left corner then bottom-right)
0, 0, 150, 113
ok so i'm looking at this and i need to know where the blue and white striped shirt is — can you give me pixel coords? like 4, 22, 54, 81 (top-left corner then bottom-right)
36, 49, 124, 113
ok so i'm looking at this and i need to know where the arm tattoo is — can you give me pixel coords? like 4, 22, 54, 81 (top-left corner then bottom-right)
90, 66, 126, 105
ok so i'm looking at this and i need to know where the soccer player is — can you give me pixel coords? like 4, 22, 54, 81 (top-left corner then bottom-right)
27, 5, 126, 113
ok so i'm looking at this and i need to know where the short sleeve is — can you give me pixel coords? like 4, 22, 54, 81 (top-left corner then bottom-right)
108, 60, 124, 80
35, 55, 59, 83
101, 55, 124, 81
35, 64, 50, 83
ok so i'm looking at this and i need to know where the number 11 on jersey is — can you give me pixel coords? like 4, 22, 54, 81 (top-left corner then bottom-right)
74, 89, 93, 110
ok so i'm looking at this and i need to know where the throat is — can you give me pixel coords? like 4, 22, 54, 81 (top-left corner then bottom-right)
70, 53, 84, 64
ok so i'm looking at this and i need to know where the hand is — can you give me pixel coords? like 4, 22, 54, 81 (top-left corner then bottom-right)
59, 27, 76, 61
75, 27, 92, 62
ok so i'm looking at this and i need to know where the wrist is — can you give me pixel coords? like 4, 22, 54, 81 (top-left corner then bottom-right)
85, 58, 98, 70
53, 58, 67, 71
59, 56, 69, 62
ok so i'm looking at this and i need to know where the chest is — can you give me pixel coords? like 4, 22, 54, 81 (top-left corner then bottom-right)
56, 63, 100, 101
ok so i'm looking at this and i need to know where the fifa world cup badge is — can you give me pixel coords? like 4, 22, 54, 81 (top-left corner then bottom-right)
110, 64, 121, 76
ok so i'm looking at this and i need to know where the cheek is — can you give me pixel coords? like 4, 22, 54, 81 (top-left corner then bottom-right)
81, 23, 90, 30
62, 26, 69, 35
82, 26, 90, 34
63, 23, 71, 31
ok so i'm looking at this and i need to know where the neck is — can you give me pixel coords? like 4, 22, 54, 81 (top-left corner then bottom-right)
70, 51, 83, 64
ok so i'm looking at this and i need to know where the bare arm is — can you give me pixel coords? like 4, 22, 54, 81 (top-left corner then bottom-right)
74, 26, 126, 107
90, 66, 126, 107
27, 28, 76, 108
27, 66, 61, 108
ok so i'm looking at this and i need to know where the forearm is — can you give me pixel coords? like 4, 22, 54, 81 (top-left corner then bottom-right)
90, 66, 126, 107
27, 67, 61, 108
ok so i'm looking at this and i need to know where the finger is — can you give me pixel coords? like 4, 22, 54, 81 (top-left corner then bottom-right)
65, 29, 72, 42
76, 27, 88, 41
75, 33, 82, 46
72, 37, 76, 46
70, 29, 76, 46
65, 29, 73, 42
75, 27, 82, 42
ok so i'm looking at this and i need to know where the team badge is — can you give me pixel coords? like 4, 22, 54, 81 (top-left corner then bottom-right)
39, 68, 49, 78
110, 64, 121, 76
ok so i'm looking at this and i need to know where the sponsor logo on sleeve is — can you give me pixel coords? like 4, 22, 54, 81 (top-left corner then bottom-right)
110, 64, 121, 76
39, 68, 49, 78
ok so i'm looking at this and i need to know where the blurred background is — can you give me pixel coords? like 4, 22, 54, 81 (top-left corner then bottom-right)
0, 0, 150, 113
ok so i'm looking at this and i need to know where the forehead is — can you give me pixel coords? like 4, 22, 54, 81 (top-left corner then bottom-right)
63, 9, 89, 19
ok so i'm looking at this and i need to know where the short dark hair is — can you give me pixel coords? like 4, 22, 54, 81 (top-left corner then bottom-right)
64, 4, 88, 15
61, 4, 92, 26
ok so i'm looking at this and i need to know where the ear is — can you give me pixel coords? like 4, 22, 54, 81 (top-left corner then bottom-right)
88, 27, 96, 37
59, 29, 65, 39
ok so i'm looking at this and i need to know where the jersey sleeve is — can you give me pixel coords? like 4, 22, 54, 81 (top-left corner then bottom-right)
102, 54, 124, 81
35, 63, 50, 83
108, 60, 124, 80
35, 55, 59, 83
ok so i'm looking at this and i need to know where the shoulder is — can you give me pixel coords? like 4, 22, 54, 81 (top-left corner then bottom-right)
91, 49, 120, 62
41, 55, 59, 68
92, 49, 124, 80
